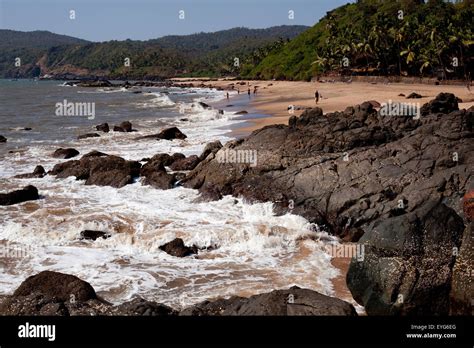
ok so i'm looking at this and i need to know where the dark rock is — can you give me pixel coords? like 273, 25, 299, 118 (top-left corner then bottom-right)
140, 154, 177, 189
52, 148, 79, 159
199, 141, 223, 161
346, 202, 465, 315
113, 121, 133, 132
139, 127, 187, 141
449, 222, 473, 315
406, 92, 422, 99
50, 155, 141, 188
108, 298, 176, 316
170, 155, 200, 171
420, 92, 459, 116
235, 110, 248, 114
159, 238, 197, 257
14, 165, 46, 179
0, 135, 6, 143
78, 80, 112, 88
198, 101, 211, 109
0, 185, 39, 205
13, 271, 97, 302
82, 150, 108, 158
96, 123, 110, 133
78, 133, 100, 140
80, 230, 111, 241
180, 286, 356, 316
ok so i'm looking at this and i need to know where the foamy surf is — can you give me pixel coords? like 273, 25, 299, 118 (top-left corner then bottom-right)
0, 83, 344, 310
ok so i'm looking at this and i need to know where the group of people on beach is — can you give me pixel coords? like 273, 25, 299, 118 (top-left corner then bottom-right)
226, 82, 323, 106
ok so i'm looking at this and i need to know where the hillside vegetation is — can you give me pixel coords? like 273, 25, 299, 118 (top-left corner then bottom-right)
0, 26, 307, 79
244, 0, 474, 81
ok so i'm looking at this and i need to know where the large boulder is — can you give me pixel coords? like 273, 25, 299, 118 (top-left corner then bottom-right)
50, 155, 141, 188
0, 135, 6, 143
180, 286, 357, 316
52, 148, 79, 159
420, 92, 459, 116
0, 185, 39, 205
13, 271, 97, 302
346, 202, 465, 315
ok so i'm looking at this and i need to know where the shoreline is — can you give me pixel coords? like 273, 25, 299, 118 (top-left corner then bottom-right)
172, 78, 474, 136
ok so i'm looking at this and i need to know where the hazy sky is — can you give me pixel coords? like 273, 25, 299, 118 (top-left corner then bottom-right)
0, 0, 353, 42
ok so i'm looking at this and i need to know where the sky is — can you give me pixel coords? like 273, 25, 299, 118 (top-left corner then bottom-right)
0, 0, 353, 42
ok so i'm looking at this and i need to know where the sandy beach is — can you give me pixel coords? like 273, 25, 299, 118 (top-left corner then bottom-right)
173, 78, 474, 135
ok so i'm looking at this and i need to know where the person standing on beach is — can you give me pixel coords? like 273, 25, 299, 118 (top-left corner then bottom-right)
253, 86, 257, 95
226, 92, 230, 100
315, 90, 320, 104
248, 88, 251, 98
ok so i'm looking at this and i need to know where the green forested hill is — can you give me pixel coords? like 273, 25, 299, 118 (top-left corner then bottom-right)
0, 26, 307, 79
244, 0, 474, 81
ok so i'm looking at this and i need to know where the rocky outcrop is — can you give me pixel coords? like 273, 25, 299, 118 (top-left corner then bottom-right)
50, 154, 141, 188
96, 122, 110, 133
0, 185, 39, 205
183, 94, 473, 242
14, 165, 46, 179
159, 238, 198, 257
0, 135, 6, 143
346, 201, 465, 315
139, 127, 187, 140
52, 148, 79, 159
180, 286, 357, 316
